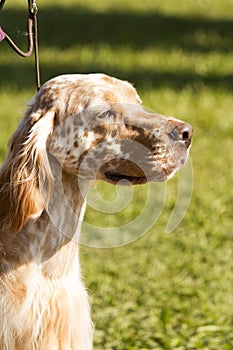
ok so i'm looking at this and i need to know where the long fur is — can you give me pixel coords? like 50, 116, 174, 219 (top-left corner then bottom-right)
0, 109, 54, 234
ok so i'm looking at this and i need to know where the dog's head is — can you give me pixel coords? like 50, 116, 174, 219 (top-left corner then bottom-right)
0, 74, 192, 234
48, 74, 192, 185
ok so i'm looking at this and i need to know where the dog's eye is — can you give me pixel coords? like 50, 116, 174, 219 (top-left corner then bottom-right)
98, 110, 116, 119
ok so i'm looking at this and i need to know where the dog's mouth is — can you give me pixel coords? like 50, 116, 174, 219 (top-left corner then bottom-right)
100, 157, 171, 185
104, 171, 148, 185
100, 159, 149, 185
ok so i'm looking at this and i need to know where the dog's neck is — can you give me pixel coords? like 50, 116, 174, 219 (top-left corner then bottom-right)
46, 155, 89, 248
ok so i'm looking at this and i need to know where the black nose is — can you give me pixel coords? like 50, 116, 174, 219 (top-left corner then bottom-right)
169, 122, 193, 147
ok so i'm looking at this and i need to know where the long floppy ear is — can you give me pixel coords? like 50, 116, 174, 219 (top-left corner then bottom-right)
0, 109, 55, 234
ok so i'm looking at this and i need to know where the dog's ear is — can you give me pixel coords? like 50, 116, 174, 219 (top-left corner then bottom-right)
0, 109, 55, 234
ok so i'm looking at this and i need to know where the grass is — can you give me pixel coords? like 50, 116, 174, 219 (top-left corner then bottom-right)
0, 0, 233, 348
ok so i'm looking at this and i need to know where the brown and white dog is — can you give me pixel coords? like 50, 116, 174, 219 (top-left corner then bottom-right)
0, 74, 192, 349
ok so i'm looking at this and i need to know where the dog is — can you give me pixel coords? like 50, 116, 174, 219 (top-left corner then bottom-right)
0, 74, 192, 349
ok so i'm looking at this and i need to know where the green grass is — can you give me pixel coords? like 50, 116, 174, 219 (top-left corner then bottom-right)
0, 0, 233, 348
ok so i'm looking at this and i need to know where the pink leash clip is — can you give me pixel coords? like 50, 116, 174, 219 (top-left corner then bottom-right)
0, 27, 6, 42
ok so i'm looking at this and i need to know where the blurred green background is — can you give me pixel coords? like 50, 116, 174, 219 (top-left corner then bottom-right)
0, 0, 233, 349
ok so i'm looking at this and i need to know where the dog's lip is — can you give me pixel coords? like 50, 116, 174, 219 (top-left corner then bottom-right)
104, 172, 148, 185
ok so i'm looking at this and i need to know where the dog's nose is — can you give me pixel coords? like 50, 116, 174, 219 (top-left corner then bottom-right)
169, 122, 193, 147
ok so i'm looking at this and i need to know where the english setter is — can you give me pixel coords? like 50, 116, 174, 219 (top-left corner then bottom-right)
0, 74, 192, 350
